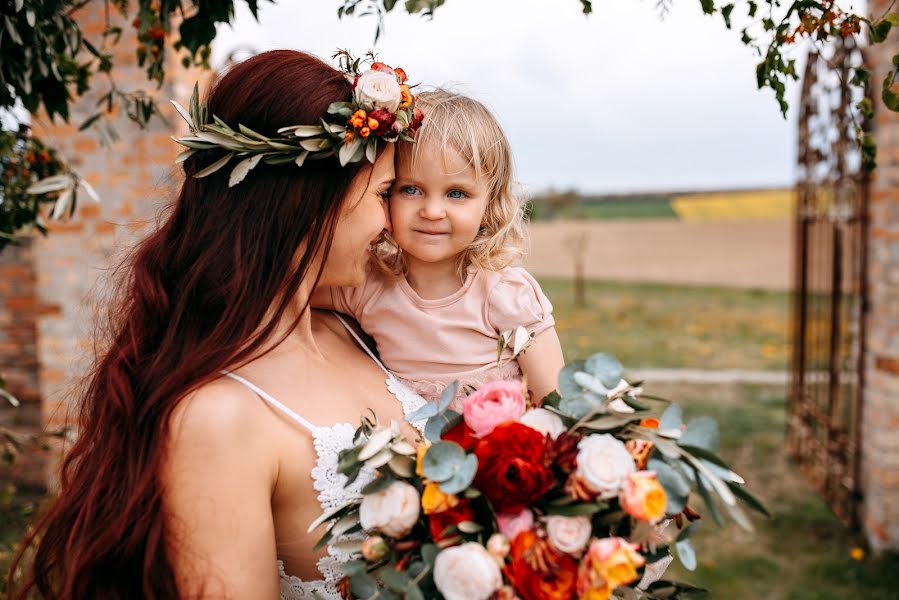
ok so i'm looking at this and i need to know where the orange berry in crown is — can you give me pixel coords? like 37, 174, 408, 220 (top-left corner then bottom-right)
399, 85, 413, 110
394, 67, 408, 82
370, 62, 393, 73
360, 127, 371, 138
367, 117, 379, 131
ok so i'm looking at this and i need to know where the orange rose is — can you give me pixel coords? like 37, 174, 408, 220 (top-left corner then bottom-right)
577, 537, 645, 598
399, 84, 413, 109
505, 530, 577, 600
619, 471, 667, 523
640, 417, 659, 429
394, 67, 408, 82
421, 481, 459, 515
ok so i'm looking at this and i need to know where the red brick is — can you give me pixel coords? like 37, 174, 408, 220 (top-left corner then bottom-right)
5, 296, 36, 311
875, 356, 899, 375
46, 221, 85, 233
95, 221, 117, 234
79, 203, 102, 218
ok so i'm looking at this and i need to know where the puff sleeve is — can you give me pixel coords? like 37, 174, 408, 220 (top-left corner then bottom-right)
486, 267, 555, 337
327, 265, 387, 319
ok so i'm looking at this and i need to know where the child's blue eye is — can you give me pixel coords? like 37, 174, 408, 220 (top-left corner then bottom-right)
400, 185, 421, 195
448, 190, 467, 200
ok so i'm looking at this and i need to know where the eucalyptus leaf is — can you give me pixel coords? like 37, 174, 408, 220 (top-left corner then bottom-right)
675, 537, 697, 571
341, 559, 367, 577
422, 441, 465, 482
406, 400, 439, 422
694, 469, 725, 527
581, 413, 641, 431
727, 482, 770, 516
558, 360, 587, 396
421, 543, 439, 565
349, 573, 378, 599
361, 474, 393, 495
585, 352, 624, 388
658, 404, 683, 433
679, 417, 720, 452
545, 502, 606, 517
439, 454, 477, 495
648, 458, 689, 514
559, 392, 600, 419
424, 410, 462, 442
380, 568, 411, 592
438, 381, 458, 412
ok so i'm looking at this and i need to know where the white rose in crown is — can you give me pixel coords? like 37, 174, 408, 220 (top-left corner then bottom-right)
433, 542, 503, 600
358, 480, 420, 538
354, 69, 402, 112
520, 407, 566, 439
576, 433, 636, 499
545, 515, 592, 555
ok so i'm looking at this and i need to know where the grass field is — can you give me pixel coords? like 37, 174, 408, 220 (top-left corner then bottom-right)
540, 278, 792, 371
654, 382, 899, 599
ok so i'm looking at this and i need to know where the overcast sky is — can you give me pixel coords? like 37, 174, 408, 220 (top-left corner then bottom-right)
212, 0, 812, 195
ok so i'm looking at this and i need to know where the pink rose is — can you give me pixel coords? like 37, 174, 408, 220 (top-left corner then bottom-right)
462, 380, 527, 438
496, 508, 534, 541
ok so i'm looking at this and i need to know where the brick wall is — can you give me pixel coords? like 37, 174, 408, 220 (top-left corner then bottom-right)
860, 0, 899, 552
0, 240, 43, 491
14, 3, 202, 489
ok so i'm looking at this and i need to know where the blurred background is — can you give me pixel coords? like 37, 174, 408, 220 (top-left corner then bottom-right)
2, 1, 899, 597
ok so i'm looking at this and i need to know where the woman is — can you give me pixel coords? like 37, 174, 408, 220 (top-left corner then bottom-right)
14, 50, 426, 599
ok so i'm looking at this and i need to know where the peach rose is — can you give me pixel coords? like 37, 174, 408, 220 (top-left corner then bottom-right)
462, 380, 527, 438
577, 537, 645, 598
619, 471, 667, 523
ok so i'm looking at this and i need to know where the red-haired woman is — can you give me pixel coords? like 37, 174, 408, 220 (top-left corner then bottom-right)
12, 50, 427, 599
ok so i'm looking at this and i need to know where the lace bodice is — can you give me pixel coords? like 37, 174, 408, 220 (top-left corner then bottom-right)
222, 314, 427, 600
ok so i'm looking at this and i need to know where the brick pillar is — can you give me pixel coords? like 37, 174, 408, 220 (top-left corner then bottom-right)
0, 240, 44, 491
860, 0, 899, 552
29, 4, 203, 488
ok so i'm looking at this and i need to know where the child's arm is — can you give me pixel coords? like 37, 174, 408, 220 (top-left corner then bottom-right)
517, 326, 565, 404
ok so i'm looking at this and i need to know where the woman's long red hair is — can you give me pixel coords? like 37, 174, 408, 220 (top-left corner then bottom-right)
10, 50, 370, 599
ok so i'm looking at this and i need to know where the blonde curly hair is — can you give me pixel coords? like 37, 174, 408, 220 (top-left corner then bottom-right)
373, 89, 527, 277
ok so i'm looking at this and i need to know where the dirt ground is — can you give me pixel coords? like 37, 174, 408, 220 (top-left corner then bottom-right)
524, 218, 793, 290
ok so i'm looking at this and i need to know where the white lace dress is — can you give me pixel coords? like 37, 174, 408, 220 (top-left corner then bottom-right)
222, 314, 428, 600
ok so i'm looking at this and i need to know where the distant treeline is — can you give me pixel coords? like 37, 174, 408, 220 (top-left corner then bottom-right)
526, 188, 794, 221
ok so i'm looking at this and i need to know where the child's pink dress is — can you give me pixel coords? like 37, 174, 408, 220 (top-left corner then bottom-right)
330, 265, 555, 404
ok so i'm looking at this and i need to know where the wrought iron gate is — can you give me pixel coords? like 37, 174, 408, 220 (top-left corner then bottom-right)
786, 38, 870, 527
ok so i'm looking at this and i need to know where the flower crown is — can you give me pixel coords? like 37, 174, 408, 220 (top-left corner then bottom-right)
171, 50, 423, 187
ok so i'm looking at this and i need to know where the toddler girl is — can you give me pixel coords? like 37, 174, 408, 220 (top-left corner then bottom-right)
316, 90, 564, 405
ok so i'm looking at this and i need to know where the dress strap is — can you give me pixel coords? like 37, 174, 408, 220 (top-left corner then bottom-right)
220, 370, 318, 433
331, 312, 393, 378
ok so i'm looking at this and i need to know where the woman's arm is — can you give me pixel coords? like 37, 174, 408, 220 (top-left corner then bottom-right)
516, 326, 565, 404
162, 381, 281, 599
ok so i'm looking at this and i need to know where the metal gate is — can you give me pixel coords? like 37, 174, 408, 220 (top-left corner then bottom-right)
786, 37, 870, 527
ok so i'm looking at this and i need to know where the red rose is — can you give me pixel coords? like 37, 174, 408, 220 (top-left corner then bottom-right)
505, 530, 578, 600
367, 108, 396, 136
428, 499, 476, 542
370, 61, 394, 73
442, 420, 477, 451
474, 423, 554, 513
410, 107, 424, 132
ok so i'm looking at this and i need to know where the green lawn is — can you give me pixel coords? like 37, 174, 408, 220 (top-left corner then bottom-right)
653, 382, 899, 599
540, 278, 791, 371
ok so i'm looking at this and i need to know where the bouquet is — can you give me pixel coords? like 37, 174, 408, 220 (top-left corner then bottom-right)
310, 352, 768, 600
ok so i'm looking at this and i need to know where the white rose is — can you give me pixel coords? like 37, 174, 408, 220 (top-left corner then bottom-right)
545, 515, 592, 555
576, 433, 636, 499
358, 480, 420, 538
520, 408, 566, 439
354, 70, 401, 112
433, 543, 503, 600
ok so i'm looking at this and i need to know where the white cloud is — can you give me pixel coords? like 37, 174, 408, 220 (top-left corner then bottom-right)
212, 0, 803, 193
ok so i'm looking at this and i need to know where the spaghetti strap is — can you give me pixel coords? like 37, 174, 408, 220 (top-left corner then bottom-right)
221, 370, 318, 433
331, 312, 393, 378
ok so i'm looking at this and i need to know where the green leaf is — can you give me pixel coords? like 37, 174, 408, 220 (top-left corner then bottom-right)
545, 502, 606, 516
541, 390, 562, 409
421, 543, 440, 565
675, 537, 697, 571
883, 71, 899, 111
439, 453, 477, 494
422, 441, 465, 482
361, 474, 394, 495
679, 417, 719, 452
872, 19, 892, 43
193, 152, 234, 178
678, 444, 729, 469
581, 413, 641, 431
727, 482, 770, 517
585, 352, 623, 388
439, 381, 458, 412
694, 468, 725, 527
424, 409, 462, 441
721, 4, 734, 28
676, 521, 700, 542
699, 0, 715, 15
349, 572, 379, 598
558, 360, 587, 396
379, 568, 411, 592
406, 400, 439, 422
560, 392, 599, 419
658, 404, 683, 435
